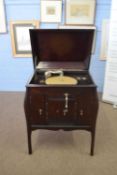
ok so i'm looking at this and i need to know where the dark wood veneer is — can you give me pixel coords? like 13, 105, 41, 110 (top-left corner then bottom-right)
24, 29, 99, 155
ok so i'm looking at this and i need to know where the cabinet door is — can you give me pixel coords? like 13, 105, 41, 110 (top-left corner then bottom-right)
46, 94, 77, 124
76, 90, 96, 125
29, 93, 46, 124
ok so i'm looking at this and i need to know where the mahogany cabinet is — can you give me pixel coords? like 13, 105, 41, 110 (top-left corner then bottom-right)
24, 28, 99, 155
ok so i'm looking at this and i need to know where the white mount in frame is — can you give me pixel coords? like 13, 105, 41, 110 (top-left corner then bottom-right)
65, 0, 96, 25
10, 21, 39, 57
40, 0, 62, 23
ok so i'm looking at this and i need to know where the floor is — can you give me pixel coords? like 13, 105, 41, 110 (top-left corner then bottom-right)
0, 92, 117, 175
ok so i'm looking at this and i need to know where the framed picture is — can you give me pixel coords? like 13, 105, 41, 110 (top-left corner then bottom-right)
40, 0, 62, 23
10, 20, 39, 57
100, 19, 109, 60
65, 0, 96, 25
0, 0, 6, 33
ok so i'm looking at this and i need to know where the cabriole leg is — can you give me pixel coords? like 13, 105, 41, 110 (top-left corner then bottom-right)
27, 129, 32, 154
90, 130, 95, 156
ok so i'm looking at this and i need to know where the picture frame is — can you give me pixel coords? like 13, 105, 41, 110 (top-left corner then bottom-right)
65, 0, 96, 25
0, 0, 6, 33
100, 19, 109, 60
10, 20, 39, 57
40, 0, 62, 23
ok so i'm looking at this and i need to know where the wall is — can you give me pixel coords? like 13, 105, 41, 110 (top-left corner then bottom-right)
0, 0, 111, 91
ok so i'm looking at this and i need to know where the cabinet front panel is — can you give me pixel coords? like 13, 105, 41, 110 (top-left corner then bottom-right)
75, 89, 97, 125
46, 94, 77, 124
29, 93, 47, 124
27, 86, 98, 126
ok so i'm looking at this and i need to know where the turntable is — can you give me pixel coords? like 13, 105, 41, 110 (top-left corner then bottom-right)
45, 75, 77, 85
24, 28, 99, 155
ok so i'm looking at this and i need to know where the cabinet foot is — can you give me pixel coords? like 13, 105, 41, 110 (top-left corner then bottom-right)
27, 129, 32, 155
90, 130, 95, 156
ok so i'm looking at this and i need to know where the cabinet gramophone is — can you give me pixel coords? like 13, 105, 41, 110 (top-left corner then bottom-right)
24, 28, 99, 155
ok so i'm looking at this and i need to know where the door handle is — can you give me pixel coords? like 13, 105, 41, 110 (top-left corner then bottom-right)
64, 93, 69, 109
63, 109, 68, 116
38, 109, 43, 115
80, 110, 84, 116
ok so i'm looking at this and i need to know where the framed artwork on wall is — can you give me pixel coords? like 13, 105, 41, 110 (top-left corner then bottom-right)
65, 0, 96, 25
100, 19, 109, 60
40, 0, 62, 23
10, 20, 39, 57
0, 0, 6, 33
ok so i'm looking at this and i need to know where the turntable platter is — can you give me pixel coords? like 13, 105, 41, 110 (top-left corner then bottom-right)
45, 76, 77, 85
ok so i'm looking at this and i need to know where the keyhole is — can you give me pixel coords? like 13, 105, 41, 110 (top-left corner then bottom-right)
80, 110, 84, 116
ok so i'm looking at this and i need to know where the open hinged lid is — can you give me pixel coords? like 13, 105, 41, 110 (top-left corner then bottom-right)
30, 27, 95, 71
